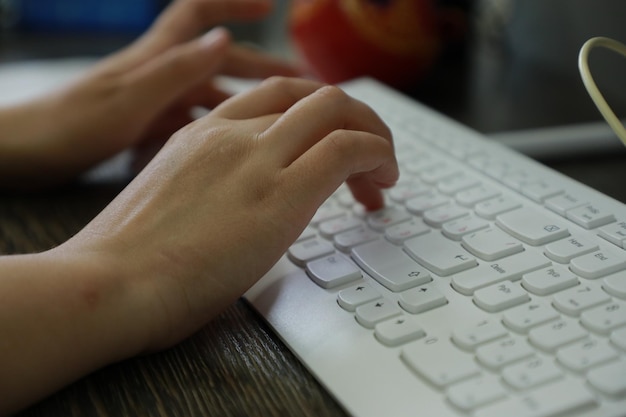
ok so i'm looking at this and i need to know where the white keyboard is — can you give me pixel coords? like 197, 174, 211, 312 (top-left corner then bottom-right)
244, 78, 626, 417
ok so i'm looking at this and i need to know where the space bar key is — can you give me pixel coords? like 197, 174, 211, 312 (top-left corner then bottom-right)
351, 240, 431, 292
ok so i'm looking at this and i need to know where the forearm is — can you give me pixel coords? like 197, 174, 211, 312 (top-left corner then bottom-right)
0, 98, 69, 187
0, 246, 153, 415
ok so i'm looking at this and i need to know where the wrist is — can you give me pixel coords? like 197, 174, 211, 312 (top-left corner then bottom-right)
46, 242, 157, 361
0, 244, 155, 414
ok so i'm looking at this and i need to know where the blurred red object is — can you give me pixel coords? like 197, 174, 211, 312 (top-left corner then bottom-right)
290, 0, 443, 89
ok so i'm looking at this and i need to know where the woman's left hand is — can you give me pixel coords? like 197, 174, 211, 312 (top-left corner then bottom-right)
0, 0, 300, 187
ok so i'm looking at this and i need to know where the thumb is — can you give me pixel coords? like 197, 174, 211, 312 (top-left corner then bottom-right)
123, 27, 231, 117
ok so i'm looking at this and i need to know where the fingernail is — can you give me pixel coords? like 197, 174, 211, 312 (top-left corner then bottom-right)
200, 27, 230, 49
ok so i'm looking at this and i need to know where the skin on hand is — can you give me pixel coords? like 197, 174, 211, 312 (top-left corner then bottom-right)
0, 0, 301, 188
0, 77, 398, 415
70, 76, 399, 350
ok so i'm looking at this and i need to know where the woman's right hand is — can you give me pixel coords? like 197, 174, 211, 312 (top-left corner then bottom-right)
69, 76, 399, 352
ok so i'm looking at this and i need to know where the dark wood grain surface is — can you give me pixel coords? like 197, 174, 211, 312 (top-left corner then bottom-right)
2, 181, 349, 417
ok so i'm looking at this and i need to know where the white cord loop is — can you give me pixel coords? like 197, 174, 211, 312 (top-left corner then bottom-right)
579, 36, 626, 147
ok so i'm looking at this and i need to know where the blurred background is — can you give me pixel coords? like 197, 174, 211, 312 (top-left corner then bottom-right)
1, 0, 626, 192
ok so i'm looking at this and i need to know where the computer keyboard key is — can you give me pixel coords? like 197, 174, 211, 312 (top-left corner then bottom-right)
598, 220, 626, 248
611, 327, 626, 350
455, 185, 500, 207
474, 379, 595, 417
473, 280, 530, 313
580, 301, 626, 334
337, 283, 381, 312
352, 240, 431, 292
570, 249, 626, 279
404, 232, 477, 276
475, 196, 522, 220
545, 193, 587, 216
387, 181, 431, 203
295, 226, 316, 242
398, 282, 447, 314
476, 337, 534, 370
520, 181, 564, 203
405, 192, 449, 215
529, 320, 588, 352
423, 204, 470, 228
305, 254, 362, 289
333, 226, 379, 252
603, 273, 626, 299
502, 302, 560, 333
501, 170, 535, 190
420, 164, 460, 184
586, 359, 626, 397
556, 339, 619, 372
437, 174, 480, 195
318, 216, 363, 238
451, 250, 551, 295
404, 155, 441, 175
496, 207, 569, 245
566, 203, 616, 229
288, 239, 335, 266
461, 227, 524, 261
501, 357, 563, 390
543, 235, 599, 263
374, 315, 426, 347
478, 160, 510, 180
445, 376, 507, 411
384, 219, 430, 244
401, 340, 481, 388
366, 206, 411, 231
452, 319, 508, 351
521, 266, 579, 296
355, 299, 402, 328
440, 215, 489, 241
310, 202, 345, 226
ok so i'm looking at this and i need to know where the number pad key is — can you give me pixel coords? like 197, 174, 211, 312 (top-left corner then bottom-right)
452, 320, 508, 351
581, 301, 626, 334
475, 337, 534, 370
529, 320, 588, 352
402, 339, 480, 388
557, 339, 619, 372
503, 302, 560, 333
501, 357, 563, 390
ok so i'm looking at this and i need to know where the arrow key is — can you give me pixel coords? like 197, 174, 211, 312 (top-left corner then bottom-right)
399, 283, 448, 314
375, 316, 426, 346
356, 299, 403, 328
337, 283, 381, 312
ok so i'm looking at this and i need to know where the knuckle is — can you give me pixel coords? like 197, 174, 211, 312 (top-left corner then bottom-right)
260, 76, 291, 89
315, 84, 349, 103
325, 130, 355, 158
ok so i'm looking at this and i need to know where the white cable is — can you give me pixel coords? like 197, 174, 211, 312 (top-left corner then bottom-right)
578, 36, 626, 147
